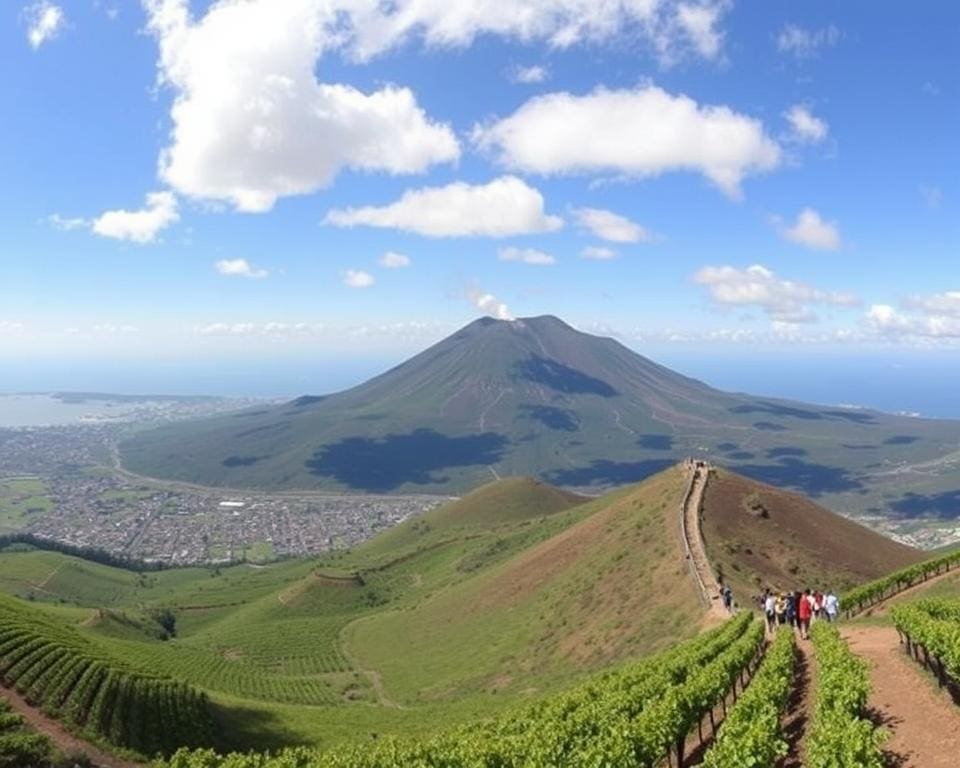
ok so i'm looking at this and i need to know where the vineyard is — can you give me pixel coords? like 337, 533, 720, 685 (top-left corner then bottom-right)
163, 613, 769, 767
842, 549, 960, 616
0, 696, 56, 768
0, 594, 213, 756
892, 598, 960, 688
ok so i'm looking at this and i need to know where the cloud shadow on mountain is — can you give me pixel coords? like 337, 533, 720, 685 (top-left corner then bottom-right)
731, 458, 864, 496
521, 405, 579, 432
545, 458, 674, 487
305, 429, 509, 491
514, 356, 618, 397
890, 490, 960, 519
638, 434, 673, 450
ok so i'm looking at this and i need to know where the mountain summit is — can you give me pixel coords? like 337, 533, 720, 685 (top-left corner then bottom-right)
122, 315, 959, 511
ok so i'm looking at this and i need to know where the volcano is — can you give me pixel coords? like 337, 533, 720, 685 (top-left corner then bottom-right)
121, 315, 960, 517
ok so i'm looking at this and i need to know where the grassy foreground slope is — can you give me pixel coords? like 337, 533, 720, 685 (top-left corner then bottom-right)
346, 467, 705, 703
0, 470, 708, 750
701, 468, 924, 600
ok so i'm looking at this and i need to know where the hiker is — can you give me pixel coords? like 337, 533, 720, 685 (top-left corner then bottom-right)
764, 591, 776, 632
824, 590, 840, 622
813, 590, 824, 620
798, 588, 813, 639
785, 591, 797, 627
720, 584, 733, 612
775, 593, 787, 625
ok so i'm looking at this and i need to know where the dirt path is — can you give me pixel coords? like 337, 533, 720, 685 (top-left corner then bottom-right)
0, 686, 141, 768
682, 464, 727, 621
338, 625, 406, 710
778, 636, 814, 768
842, 625, 960, 767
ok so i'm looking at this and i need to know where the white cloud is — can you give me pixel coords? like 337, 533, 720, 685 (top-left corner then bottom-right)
510, 64, 549, 84
343, 269, 375, 288
25, 2, 65, 49
573, 207, 649, 243
498, 246, 556, 266
474, 85, 780, 198
215, 258, 269, 279
468, 286, 513, 320
47, 213, 88, 231
866, 303, 960, 340
0, 321, 25, 335
693, 264, 858, 323
784, 104, 828, 143
781, 207, 841, 251
905, 291, 960, 319
580, 245, 618, 260
194, 321, 326, 337
675, 2, 725, 60
143, 0, 460, 213
91, 191, 179, 244
776, 24, 840, 58
379, 251, 411, 268
324, 176, 563, 237
345, 1, 731, 64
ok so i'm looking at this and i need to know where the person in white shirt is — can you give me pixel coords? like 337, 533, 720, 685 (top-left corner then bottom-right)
824, 591, 840, 622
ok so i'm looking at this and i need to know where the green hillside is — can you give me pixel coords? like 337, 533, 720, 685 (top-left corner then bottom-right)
120, 316, 960, 525
0, 468, 710, 753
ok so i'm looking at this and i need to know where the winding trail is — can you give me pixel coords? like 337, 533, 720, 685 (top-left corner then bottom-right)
0, 687, 140, 768
842, 625, 960, 767
681, 462, 726, 621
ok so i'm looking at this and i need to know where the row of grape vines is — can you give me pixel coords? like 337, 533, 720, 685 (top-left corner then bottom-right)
163, 613, 764, 768
842, 549, 960, 616
891, 598, 960, 686
700, 625, 796, 767
0, 595, 213, 756
0, 695, 57, 768
806, 622, 886, 768
92, 637, 342, 706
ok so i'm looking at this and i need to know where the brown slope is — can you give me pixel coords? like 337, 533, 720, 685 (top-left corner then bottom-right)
700, 468, 923, 599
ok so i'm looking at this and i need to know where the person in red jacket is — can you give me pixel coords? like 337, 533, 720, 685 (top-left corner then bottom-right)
798, 588, 813, 639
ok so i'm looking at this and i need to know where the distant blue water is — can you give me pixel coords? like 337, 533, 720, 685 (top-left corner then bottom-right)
656, 351, 960, 420
3, 351, 960, 420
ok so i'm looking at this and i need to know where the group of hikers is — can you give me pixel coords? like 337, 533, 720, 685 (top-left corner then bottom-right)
758, 588, 839, 639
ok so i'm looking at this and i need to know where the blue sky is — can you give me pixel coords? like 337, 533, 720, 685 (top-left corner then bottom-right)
1, 1, 958, 397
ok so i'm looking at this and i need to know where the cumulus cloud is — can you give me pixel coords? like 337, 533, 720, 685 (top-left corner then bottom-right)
776, 24, 840, 58
91, 191, 179, 243
510, 64, 549, 84
474, 85, 780, 198
24, 2, 65, 49
675, 2, 725, 60
693, 264, 858, 323
469, 286, 513, 320
343, 269, 375, 288
324, 176, 563, 237
379, 251, 411, 268
780, 207, 841, 251
573, 207, 649, 243
784, 104, 828, 143
580, 245, 618, 260
215, 258, 269, 279
143, 0, 459, 213
498, 246, 556, 266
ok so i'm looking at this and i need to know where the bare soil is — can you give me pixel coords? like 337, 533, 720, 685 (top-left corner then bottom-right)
0, 686, 141, 768
778, 636, 815, 768
842, 625, 960, 767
